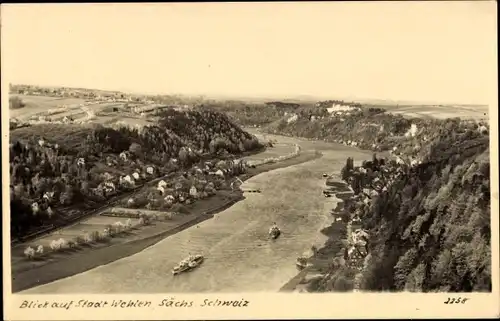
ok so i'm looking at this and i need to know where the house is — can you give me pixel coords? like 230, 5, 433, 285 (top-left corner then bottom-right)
102, 172, 113, 181
164, 195, 175, 204
31, 202, 39, 214
215, 169, 224, 177
189, 186, 198, 198
38, 139, 45, 147
287, 114, 298, 124
174, 182, 183, 190
120, 175, 134, 186
119, 152, 129, 161
43, 191, 55, 202
157, 186, 166, 195
36, 245, 44, 254
352, 229, 369, 245
103, 182, 116, 193
77, 158, 85, 166
46, 206, 54, 217
146, 166, 154, 175
132, 172, 140, 180
158, 180, 167, 189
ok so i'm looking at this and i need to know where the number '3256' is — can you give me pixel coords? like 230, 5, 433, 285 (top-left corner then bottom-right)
444, 297, 469, 304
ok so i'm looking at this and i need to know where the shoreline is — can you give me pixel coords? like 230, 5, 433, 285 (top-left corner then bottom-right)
12, 148, 322, 293
279, 180, 354, 292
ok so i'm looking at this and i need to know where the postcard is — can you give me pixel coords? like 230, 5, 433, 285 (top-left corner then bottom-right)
2, 2, 499, 320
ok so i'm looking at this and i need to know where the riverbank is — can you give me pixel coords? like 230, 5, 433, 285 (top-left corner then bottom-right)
279, 179, 355, 292
12, 148, 321, 293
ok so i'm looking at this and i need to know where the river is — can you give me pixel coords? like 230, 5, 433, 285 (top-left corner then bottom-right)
21, 132, 374, 293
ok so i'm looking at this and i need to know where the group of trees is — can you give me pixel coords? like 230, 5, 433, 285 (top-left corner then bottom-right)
201, 100, 304, 127
10, 109, 263, 239
9, 96, 26, 109
329, 130, 491, 292
266, 106, 488, 155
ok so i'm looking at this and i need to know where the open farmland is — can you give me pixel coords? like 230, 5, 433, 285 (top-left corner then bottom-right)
8, 94, 151, 125
9, 95, 87, 120
379, 103, 489, 120
242, 142, 297, 164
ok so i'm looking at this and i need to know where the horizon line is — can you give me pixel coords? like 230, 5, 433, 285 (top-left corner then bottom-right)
9, 82, 489, 107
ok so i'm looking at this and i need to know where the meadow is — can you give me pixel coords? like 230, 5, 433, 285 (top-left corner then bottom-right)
9, 95, 87, 120
382, 104, 489, 120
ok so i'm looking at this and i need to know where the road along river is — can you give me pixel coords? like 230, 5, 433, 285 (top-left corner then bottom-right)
22, 132, 374, 293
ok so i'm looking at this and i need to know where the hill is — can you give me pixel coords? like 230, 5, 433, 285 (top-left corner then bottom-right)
260, 102, 491, 292
9, 109, 263, 240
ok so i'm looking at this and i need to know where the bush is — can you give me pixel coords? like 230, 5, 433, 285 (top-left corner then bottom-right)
24, 246, 35, 259
9, 96, 25, 109
170, 203, 189, 214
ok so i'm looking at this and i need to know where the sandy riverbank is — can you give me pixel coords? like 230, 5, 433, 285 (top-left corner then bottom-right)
280, 180, 354, 292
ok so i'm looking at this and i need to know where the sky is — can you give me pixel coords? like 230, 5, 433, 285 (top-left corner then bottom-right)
1, 2, 497, 104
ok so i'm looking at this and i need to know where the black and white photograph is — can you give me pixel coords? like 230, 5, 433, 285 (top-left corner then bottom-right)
2, 2, 498, 319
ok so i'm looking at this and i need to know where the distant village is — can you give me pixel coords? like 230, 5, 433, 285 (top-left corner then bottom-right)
10, 84, 156, 104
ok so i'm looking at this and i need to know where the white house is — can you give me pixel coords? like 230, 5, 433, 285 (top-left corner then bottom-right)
215, 169, 225, 177
46, 206, 54, 217
146, 166, 154, 175
31, 202, 40, 215
77, 158, 85, 166
158, 180, 167, 189
103, 181, 116, 192
287, 114, 298, 124
132, 172, 140, 180
396, 157, 405, 165
164, 195, 175, 204
189, 186, 198, 198
43, 191, 55, 201
36, 245, 44, 254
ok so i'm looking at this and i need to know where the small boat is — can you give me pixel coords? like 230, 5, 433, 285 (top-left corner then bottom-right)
269, 228, 281, 240
172, 255, 204, 275
296, 257, 308, 270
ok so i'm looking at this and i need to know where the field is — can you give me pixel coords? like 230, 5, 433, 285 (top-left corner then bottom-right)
242, 143, 296, 165
9, 95, 87, 120
8, 94, 156, 128
380, 103, 489, 120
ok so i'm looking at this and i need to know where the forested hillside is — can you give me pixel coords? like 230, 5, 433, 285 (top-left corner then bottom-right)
332, 134, 491, 292
199, 100, 304, 127
262, 102, 491, 292
9, 109, 263, 239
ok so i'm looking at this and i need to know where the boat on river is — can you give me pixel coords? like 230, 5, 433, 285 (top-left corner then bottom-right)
172, 254, 204, 275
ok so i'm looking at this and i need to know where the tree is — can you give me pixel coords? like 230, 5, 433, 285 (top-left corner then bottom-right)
129, 142, 142, 157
